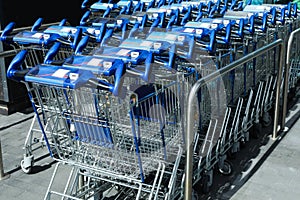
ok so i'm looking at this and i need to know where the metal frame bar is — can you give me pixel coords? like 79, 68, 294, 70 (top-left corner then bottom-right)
281, 28, 300, 134
184, 39, 284, 200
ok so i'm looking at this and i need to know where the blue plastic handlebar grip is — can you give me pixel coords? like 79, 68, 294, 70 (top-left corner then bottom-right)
75, 35, 89, 55
80, 11, 91, 26
7, 50, 28, 81
31, 18, 43, 32
0, 22, 15, 41
44, 42, 61, 64
142, 52, 154, 82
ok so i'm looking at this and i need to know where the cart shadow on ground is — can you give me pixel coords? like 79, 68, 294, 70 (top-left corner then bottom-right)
194, 84, 300, 200
192, 119, 273, 200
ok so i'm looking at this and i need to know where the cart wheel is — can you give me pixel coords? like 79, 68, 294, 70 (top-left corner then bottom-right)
20, 159, 32, 174
20, 155, 34, 174
192, 189, 199, 200
219, 160, 233, 176
262, 112, 271, 127
227, 149, 237, 159
251, 122, 262, 139
201, 175, 210, 194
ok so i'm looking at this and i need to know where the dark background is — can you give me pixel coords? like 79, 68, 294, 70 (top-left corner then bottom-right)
0, 0, 85, 114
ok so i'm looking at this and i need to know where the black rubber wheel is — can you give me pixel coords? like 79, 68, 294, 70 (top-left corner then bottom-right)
201, 174, 210, 194
21, 159, 32, 174
219, 160, 233, 176
262, 112, 272, 127
192, 189, 199, 200
251, 122, 262, 139
227, 148, 237, 159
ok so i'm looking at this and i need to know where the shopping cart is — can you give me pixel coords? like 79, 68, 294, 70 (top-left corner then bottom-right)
7, 37, 199, 199
0, 18, 82, 173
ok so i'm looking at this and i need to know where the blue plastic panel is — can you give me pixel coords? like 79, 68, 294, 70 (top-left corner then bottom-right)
92, 47, 149, 64
63, 55, 117, 75
25, 65, 95, 89
13, 31, 60, 45
44, 25, 78, 38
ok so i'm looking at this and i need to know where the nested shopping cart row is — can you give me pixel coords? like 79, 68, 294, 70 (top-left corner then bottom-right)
2, 0, 300, 199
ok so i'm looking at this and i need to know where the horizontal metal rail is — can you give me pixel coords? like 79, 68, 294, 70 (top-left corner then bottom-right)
0, 21, 65, 35
0, 49, 19, 58
184, 39, 284, 200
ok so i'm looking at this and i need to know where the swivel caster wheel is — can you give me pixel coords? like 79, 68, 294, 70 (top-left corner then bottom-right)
201, 174, 210, 194
20, 155, 34, 174
219, 160, 233, 176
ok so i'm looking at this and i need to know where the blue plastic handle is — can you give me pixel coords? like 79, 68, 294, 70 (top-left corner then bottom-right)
104, 60, 126, 98
0, 22, 15, 42
75, 35, 89, 55
292, 3, 297, 18
142, 52, 154, 82
128, 23, 139, 38
126, 0, 133, 14
103, 7, 111, 18
187, 35, 195, 59
81, 0, 90, 9
72, 27, 83, 50
166, 15, 176, 30
80, 10, 91, 26
95, 23, 106, 43
167, 44, 176, 69
7, 50, 28, 82
44, 42, 61, 64
100, 28, 114, 46
133, 1, 141, 12
119, 6, 127, 14
59, 18, 67, 26
149, 18, 161, 34
31, 18, 43, 32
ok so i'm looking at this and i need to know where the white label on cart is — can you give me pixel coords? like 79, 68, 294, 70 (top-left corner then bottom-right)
178, 35, 185, 42
131, 51, 139, 58
116, 49, 131, 56
165, 34, 177, 41
87, 28, 95, 34
137, 17, 143, 22
95, 30, 101, 35
196, 29, 203, 35
87, 58, 103, 66
184, 28, 194, 33
211, 24, 218, 29
199, 23, 211, 29
52, 69, 70, 78
105, 3, 114, 8
167, 9, 172, 15
140, 40, 153, 47
153, 13, 158, 18
69, 73, 79, 81
61, 27, 71, 33
154, 42, 161, 49
70, 123, 76, 132
117, 20, 123, 25
159, 8, 167, 12
212, 19, 223, 24
223, 20, 229, 25
103, 61, 112, 69
236, 19, 240, 24
71, 28, 77, 34
43, 34, 50, 40
32, 33, 43, 38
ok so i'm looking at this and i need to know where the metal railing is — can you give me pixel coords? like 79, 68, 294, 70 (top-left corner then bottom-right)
184, 39, 285, 200
282, 28, 300, 132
